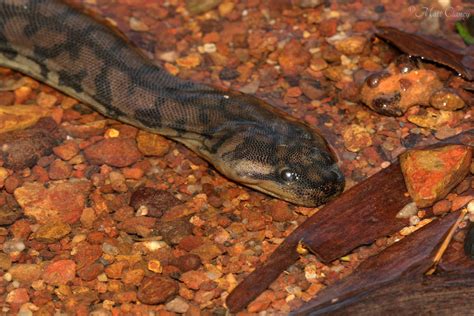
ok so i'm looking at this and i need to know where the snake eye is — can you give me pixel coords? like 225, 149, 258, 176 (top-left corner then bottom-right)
280, 168, 299, 182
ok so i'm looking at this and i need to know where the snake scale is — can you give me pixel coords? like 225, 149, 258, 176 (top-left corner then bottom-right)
0, 0, 344, 207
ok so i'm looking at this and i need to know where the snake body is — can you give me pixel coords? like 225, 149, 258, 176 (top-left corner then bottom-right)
0, 0, 344, 206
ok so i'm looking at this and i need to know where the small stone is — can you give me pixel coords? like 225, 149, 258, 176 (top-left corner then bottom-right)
84, 138, 142, 167
218, 1, 234, 16
121, 167, 144, 180
432, 200, 452, 215
407, 109, 455, 129
156, 218, 193, 245
0, 123, 57, 171
123, 269, 145, 285
0, 204, 21, 225
3, 239, 25, 253
180, 270, 209, 290
109, 171, 127, 193
247, 290, 275, 312
297, 0, 323, 8
53, 142, 79, 161
37, 92, 57, 108
219, 68, 240, 81
14, 180, 90, 224
190, 243, 223, 262
62, 120, 106, 138
334, 36, 367, 55
147, 260, 163, 273
451, 195, 474, 211
0, 105, 50, 134
278, 39, 311, 76
400, 145, 472, 208
186, 0, 221, 14
0, 253, 11, 270
165, 297, 190, 313
4, 175, 21, 194
434, 126, 459, 140
396, 202, 418, 218
42, 260, 76, 285
6, 288, 29, 305
33, 221, 71, 243
48, 159, 72, 180
467, 200, 474, 214
105, 261, 128, 279
117, 216, 157, 237
136, 131, 170, 157
430, 89, 465, 111
176, 54, 202, 69
129, 17, 149, 32
270, 200, 294, 222
343, 124, 373, 152
130, 187, 181, 218
299, 79, 327, 100
77, 263, 104, 281
309, 57, 328, 72
174, 254, 202, 272
74, 243, 103, 270
286, 87, 302, 98
137, 275, 178, 304
8, 264, 41, 284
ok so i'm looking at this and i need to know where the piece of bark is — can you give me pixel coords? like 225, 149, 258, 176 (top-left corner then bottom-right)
376, 26, 474, 81
293, 211, 459, 315
226, 129, 473, 313
297, 273, 474, 316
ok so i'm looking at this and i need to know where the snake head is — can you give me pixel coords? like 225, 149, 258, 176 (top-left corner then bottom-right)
209, 121, 345, 207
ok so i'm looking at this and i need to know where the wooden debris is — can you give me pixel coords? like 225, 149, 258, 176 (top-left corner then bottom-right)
293, 211, 459, 315
376, 26, 474, 81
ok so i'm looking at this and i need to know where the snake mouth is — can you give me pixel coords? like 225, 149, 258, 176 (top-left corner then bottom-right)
244, 172, 345, 207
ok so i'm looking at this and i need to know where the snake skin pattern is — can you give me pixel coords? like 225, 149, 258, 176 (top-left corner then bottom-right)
0, 0, 344, 206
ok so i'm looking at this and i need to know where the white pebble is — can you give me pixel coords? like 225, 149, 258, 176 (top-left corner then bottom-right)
467, 200, 474, 214
3, 239, 25, 254
396, 202, 418, 219
203, 43, 217, 53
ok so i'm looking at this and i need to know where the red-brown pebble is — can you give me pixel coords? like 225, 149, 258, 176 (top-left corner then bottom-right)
451, 194, 474, 211
53, 141, 80, 161
137, 275, 179, 305
78, 263, 104, 281
432, 199, 452, 215
74, 243, 103, 270
247, 290, 275, 313
105, 261, 129, 279
278, 39, 311, 76
48, 159, 72, 180
84, 138, 142, 167
270, 200, 294, 222
174, 254, 202, 272
180, 270, 209, 290
123, 269, 145, 285
14, 180, 91, 224
9, 264, 42, 284
6, 288, 29, 305
42, 259, 76, 285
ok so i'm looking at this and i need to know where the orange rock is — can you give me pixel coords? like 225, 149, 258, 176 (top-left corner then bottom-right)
400, 145, 472, 208
278, 39, 311, 76
42, 259, 76, 285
